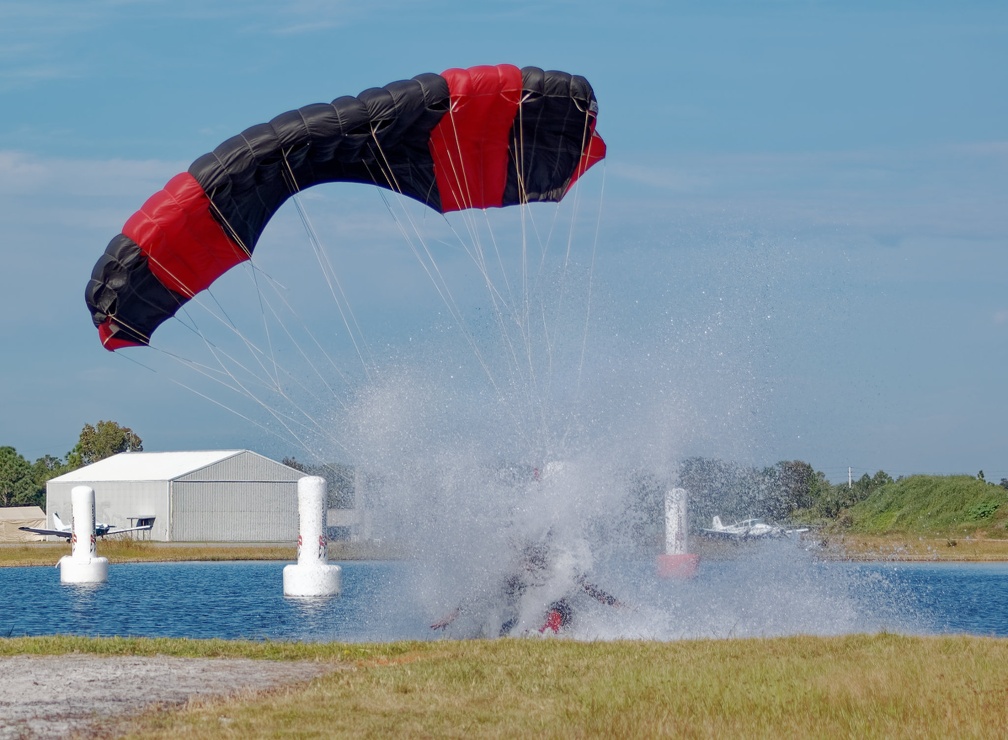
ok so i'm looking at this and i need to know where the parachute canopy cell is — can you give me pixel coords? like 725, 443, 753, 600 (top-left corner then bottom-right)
86, 64, 606, 351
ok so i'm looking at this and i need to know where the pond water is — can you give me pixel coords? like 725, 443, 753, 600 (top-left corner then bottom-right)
1, 550, 1005, 642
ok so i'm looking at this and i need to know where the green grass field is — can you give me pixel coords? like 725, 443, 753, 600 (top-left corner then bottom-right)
3, 634, 1007, 738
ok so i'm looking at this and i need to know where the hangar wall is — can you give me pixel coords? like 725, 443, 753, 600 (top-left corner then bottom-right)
45, 450, 303, 543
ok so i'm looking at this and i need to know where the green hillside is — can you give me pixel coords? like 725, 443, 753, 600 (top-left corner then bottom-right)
843, 475, 1008, 536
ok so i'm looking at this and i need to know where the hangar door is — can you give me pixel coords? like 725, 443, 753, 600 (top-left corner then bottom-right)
170, 481, 298, 542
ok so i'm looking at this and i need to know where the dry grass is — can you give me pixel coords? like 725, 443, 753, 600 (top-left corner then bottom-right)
93, 634, 1008, 738
96, 539, 297, 564
7, 534, 1008, 569
0, 539, 404, 567
0, 540, 296, 567
0, 542, 69, 567
817, 534, 1008, 562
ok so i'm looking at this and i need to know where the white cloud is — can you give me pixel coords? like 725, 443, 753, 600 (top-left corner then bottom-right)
0, 149, 181, 198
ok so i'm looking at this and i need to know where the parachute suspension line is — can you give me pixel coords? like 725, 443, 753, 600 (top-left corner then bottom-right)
180, 150, 363, 446
373, 187, 531, 447
289, 191, 375, 384
123, 340, 350, 458
162, 279, 355, 455
165, 314, 321, 438
252, 268, 356, 405
542, 113, 591, 406
440, 214, 527, 406
431, 105, 535, 412
541, 114, 605, 454
113, 349, 277, 434
227, 287, 372, 448
554, 111, 603, 406
365, 126, 533, 449
362, 131, 477, 337
281, 149, 376, 384
169, 241, 287, 400
470, 212, 526, 359
149, 281, 280, 398
575, 159, 607, 397
134, 247, 258, 351
181, 330, 351, 458
535, 200, 569, 415
198, 193, 286, 390
364, 123, 480, 328
205, 191, 255, 260
182, 158, 361, 444
439, 119, 517, 323
513, 93, 552, 450
363, 128, 493, 360
438, 103, 518, 320
242, 277, 356, 419
242, 263, 282, 390
428, 104, 555, 448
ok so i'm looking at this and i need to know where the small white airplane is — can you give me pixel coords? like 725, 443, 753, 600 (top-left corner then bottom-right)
19, 512, 154, 540
700, 516, 807, 540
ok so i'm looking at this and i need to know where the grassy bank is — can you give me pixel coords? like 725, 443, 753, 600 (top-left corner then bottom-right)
817, 533, 1008, 562
0, 539, 408, 567
801, 474, 1008, 561
6, 533, 1008, 567
3, 634, 1007, 737
841, 475, 1008, 537
0, 541, 294, 567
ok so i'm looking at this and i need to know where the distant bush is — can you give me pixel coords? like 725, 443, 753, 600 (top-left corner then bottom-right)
968, 501, 1000, 521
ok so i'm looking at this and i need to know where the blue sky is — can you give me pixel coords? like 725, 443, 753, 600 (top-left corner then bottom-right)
1, 0, 1005, 483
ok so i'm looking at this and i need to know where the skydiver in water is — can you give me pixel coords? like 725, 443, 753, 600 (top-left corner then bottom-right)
430, 535, 625, 637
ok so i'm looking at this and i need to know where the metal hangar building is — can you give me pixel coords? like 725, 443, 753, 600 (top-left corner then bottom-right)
45, 450, 303, 542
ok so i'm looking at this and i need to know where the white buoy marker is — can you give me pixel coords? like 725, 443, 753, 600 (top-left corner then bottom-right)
58, 485, 109, 584
283, 476, 341, 597
656, 487, 699, 578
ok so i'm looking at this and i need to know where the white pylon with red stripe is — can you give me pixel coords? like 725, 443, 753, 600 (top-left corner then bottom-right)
283, 476, 341, 597
657, 488, 699, 578
58, 485, 109, 584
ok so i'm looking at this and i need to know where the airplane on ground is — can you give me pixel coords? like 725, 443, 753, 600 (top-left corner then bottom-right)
700, 516, 808, 540
19, 512, 154, 540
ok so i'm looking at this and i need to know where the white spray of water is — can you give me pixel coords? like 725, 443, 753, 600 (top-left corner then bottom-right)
129, 178, 909, 640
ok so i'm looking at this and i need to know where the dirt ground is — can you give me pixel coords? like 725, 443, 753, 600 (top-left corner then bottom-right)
0, 654, 334, 738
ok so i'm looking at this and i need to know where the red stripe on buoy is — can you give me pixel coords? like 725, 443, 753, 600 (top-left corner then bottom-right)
657, 553, 699, 579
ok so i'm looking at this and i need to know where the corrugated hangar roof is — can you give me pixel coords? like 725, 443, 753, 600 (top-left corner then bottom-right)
50, 450, 247, 482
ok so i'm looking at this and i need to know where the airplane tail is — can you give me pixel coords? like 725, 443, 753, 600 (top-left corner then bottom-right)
712, 516, 724, 530
53, 512, 67, 531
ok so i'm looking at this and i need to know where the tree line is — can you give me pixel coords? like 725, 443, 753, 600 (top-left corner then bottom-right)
6, 423, 1005, 534
663, 457, 1007, 532
0, 421, 143, 508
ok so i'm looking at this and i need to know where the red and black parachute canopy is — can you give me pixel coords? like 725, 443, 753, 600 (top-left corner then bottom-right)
86, 64, 606, 350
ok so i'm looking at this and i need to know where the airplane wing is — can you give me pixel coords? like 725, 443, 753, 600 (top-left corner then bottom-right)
18, 526, 71, 539
699, 527, 745, 540
19, 523, 153, 539
97, 523, 154, 538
